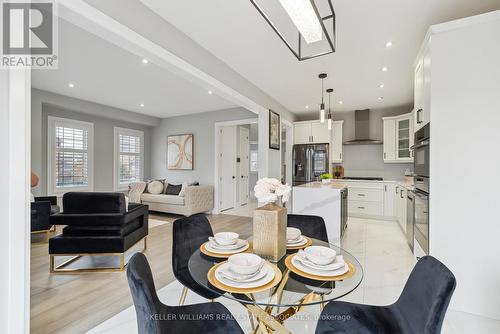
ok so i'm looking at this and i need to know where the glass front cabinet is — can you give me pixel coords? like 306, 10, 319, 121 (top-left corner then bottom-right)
383, 112, 414, 163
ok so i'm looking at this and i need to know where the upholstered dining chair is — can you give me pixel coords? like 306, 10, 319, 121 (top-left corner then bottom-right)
127, 253, 244, 334
315, 256, 456, 334
288, 214, 329, 243
172, 214, 221, 305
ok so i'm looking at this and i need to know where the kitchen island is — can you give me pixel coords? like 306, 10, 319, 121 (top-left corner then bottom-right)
292, 182, 347, 246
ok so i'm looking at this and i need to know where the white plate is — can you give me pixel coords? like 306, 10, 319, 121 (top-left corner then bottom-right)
215, 262, 275, 289
217, 265, 268, 283
287, 236, 307, 247
209, 239, 247, 250
292, 255, 348, 277
295, 254, 345, 271
205, 240, 249, 255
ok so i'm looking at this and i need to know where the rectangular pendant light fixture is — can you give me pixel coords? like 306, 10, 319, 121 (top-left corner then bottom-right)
250, 0, 336, 61
279, 0, 322, 44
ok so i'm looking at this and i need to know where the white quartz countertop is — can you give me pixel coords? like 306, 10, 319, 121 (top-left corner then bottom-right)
294, 179, 415, 191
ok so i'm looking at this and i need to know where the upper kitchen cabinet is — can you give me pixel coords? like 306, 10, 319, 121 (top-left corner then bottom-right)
414, 43, 431, 132
293, 120, 330, 144
383, 112, 414, 163
331, 121, 343, 163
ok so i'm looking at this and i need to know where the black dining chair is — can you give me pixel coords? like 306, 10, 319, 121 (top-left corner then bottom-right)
172, 214, 221, 305
127, 253, 244, 334
315, 256, 456, 334
288, 214, 329, 243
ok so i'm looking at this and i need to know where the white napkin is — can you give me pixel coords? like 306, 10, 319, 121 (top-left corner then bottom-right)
297, 250, 345, 271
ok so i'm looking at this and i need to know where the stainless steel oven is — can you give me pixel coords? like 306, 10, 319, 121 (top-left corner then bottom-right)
414, 186, 429, 254
412, 123, 430, 178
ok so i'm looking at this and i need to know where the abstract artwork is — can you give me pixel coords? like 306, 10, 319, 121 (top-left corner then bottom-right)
167, 134, 193, 170
269, 110, 280, 150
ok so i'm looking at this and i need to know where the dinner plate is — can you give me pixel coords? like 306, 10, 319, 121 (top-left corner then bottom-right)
204, 240, 249, 255
287, 235, 307, 247
295, 254, 346, 271
217, 265, 268, 283
208, 239, 247, 250
215, 262, 275, 289
292, 255, 348, 277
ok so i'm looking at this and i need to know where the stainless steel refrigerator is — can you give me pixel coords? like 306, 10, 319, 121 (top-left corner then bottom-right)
292, 144, 329, 186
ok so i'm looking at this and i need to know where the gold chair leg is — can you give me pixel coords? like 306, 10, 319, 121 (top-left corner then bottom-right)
119, 254, 125, 271
179, 287, 188, 306
320, 294, 325, 311
49, 255, 55, 273
45, 231, 50, 243
143, 236, 147, 251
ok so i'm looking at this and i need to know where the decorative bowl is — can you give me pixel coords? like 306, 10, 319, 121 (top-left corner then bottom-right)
228, 253, 263, 275
286, 227, 302, 241
214, 232, 239, 246
303, 246, 337, 265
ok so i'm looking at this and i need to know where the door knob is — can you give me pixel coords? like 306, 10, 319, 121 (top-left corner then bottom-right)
232, 176, 235, 179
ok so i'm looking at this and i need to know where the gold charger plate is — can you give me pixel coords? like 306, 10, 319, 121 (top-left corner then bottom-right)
207, 261, 283, 294
284, 254, 356, 281
287, 236, 313, 250
200, 241, 253, 258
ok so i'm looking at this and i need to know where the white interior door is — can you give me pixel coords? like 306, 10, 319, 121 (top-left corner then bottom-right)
239, 127, 250, 205
220, 126, 237, 211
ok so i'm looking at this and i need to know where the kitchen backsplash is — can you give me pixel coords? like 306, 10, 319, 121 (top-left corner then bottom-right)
332, 144, 413, 180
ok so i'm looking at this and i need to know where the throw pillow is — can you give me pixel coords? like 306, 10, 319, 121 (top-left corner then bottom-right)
147, 180, 164, 194
178, 182, 188, 197
165, 183, 183, 196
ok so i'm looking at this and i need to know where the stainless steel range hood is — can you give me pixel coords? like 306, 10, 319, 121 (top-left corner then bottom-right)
343, 109, 383, 145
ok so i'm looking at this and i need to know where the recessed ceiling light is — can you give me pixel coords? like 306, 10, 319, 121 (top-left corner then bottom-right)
142, 58, 148, 64
385, 41, 393, 48
68, 83, 74, 88
208, 90, 213, 95
381, 66, 388, 72
140, 103, 145, 107
379, 83, 385, 88
378, 97, 384, 101
305, 105, 309, 109
338, 101, 343, 105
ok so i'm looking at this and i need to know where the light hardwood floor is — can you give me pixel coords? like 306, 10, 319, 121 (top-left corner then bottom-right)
30, 213, 252, 334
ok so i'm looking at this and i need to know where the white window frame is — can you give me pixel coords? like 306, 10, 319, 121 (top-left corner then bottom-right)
113, 127, 144, 191
47, 116, 94, 195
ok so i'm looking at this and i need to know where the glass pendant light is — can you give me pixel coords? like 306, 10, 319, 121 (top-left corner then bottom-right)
319, 73, 327, 123
327, 88, 333, 130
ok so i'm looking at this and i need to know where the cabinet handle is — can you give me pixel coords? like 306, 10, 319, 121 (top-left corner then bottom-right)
400, 191, 404, 199
357, 194, 366, 197
395, 186, 399, 194
417, 109, 423, 124
384, 152, 386, 159
358, 206, 365, 209
384, 185, 387, 192
339, 153, 342, 159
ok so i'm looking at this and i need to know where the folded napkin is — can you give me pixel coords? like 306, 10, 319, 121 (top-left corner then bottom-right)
297, 250, 345, 271
218, 264, 266, 282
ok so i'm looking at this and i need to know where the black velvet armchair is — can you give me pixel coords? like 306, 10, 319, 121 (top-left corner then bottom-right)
127, 253, 244, 334
315, 256, 456, 334
31, 196, 60, 242
48, 192, 149, 273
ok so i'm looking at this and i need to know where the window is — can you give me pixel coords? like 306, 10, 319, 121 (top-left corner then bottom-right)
250, 150, 259, 172
114, 127, 144, 190
48, 117, 94, 194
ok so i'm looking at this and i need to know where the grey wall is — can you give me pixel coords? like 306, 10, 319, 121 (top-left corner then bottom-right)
31, 89, 157, 195
151, 107, 257, 185
299, 105, 414, 180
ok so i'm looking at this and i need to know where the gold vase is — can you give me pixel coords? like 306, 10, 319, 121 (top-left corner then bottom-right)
253, 202, 287, 262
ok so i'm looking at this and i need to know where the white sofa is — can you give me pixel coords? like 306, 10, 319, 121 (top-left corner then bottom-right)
130, 182, 214, 216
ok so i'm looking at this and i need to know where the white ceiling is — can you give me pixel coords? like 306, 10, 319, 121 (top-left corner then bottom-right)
32, 19, 236, 118
141, 0, 500, 116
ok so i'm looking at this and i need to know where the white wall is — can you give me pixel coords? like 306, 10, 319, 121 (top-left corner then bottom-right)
430, 12, 500, 320
31, 89, 158, 195
151, 107, 256, 184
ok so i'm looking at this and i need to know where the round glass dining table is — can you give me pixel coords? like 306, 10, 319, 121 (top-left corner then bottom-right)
188, 238, 363, 332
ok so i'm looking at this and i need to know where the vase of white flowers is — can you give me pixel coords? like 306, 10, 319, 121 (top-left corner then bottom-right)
252, 178, 291, 261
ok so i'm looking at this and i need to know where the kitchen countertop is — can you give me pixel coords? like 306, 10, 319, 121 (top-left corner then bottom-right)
294, 179, 415, 191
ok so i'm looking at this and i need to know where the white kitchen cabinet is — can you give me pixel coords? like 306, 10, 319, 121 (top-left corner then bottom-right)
414, 44, 431, 132
383, 113, 414, 163
383, 119, 396, 162
395, 185, 407, 233
331, 121, 343, 163
294, 122, 313, 144
293, 121, 330, 144
383, 182, 396, 217
346, 182, 385, 219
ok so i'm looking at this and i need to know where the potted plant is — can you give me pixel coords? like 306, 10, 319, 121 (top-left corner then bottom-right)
320, 173, 333, 183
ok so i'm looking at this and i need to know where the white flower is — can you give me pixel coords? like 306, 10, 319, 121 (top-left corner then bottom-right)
254, 178, 292, 204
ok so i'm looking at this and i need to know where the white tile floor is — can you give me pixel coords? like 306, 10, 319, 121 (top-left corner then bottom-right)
87, 217, 500, 334
222, 199, 258, 217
